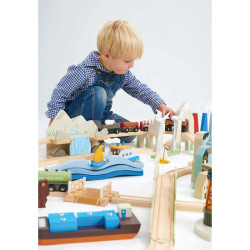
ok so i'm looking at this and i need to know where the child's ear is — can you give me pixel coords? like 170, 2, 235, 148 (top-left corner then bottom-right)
102, 50, 110, 59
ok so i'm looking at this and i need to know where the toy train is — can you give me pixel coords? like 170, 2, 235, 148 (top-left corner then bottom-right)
38, 171, 71, 192
99, 119, 188, 135
101, 121, 150, 134
165, 119, 188, 132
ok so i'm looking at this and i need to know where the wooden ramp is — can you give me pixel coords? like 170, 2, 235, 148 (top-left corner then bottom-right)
148, 171, 175, 250
148, 166, 191, 250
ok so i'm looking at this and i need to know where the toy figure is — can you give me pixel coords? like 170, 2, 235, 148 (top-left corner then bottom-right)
38, 179, 50, 208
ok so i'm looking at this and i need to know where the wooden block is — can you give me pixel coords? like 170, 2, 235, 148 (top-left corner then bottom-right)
38, 137, 53, 146
111, 195, 152, 208
176, 200, 204, 212
51, 139, 72, 145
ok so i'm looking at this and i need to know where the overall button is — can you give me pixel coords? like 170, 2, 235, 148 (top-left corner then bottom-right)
97, 70, 101, 74
105, 81, 109, 85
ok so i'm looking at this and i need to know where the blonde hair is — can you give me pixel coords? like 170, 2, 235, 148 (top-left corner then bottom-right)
97, 20, 143, 59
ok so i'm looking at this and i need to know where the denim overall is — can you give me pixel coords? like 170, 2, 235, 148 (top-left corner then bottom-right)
64, 69, 135, 142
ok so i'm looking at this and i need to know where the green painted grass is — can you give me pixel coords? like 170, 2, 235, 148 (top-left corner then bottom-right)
150, 150, 180, 159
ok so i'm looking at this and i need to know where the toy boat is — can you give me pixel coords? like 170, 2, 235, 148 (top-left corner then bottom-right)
45, 144, 144, 181
109, 142, 139, 161
38, 210, 141, 245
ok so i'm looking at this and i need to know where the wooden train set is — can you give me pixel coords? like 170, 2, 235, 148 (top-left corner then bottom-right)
38, 102, 212, 248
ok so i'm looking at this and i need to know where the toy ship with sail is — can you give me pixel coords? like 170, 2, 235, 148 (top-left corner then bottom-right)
45, 143, 143, 180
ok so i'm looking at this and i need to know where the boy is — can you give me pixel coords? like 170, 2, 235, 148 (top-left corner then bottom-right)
46, 20, 176, 142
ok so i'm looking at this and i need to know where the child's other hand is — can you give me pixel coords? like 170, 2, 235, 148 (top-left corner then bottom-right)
157, 104, 176, 119
49, 119, 53, 127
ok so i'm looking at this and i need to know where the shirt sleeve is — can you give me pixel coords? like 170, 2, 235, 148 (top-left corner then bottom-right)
121, 70, 166, 114
45, 64, 87, 119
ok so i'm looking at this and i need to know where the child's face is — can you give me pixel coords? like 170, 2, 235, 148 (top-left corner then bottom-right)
108, 56, 135, 74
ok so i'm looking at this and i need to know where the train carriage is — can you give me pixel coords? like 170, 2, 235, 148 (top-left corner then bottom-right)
38, 171, 71, 192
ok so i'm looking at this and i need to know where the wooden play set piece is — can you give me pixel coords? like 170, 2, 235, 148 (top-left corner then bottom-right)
38, 103, 212, 247
148, 170, 175, 249
44, 143, 144, 181
111, 194, 204, 213
38, 179, 50, 208
148, 166, 198, 250
191, 131, 209, 182
64, 178, 119, 207
38, 147, 155, 168
194, 168, 212, 241
164, 132, 195, 151
38, 104, 198, 169
38, 206, 141, 246
194, 171, 208, 200
171, 102, 195, 151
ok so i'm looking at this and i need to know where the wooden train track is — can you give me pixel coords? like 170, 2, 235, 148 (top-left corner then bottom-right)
111, 194, 204, 212
148, 166, 192, 250
38, 131, 175, 146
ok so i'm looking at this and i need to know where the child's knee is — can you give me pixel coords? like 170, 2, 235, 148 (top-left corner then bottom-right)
92, 86, 107, 105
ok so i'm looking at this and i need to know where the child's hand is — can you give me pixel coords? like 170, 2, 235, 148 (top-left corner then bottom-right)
157, 104, 176, 119
49, 119, 53, 127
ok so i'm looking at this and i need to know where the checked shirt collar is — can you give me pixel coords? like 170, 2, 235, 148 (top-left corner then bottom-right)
83, 51, 111, 73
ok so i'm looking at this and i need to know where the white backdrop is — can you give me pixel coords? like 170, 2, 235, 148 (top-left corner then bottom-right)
39, 0, 211, 134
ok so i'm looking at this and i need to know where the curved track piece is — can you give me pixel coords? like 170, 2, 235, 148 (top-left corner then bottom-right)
148, 167, 191, 250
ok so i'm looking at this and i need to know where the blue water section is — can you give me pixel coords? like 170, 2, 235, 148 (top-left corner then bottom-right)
45, 155, 144, 171
72, 170, 143, 181
45, 155, 144, 181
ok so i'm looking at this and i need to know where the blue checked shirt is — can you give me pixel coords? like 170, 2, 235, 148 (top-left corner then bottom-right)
46, 51, 165, 119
